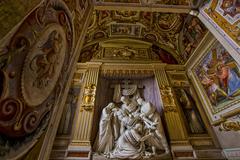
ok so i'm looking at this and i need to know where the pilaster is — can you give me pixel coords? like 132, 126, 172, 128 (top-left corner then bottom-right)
68, 62, 102, 160
153, 64, 195, 159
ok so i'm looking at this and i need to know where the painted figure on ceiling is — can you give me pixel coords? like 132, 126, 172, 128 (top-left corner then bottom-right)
221, 0, 240, 17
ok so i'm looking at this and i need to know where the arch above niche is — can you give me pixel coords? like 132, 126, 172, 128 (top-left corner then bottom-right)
79, 38, 179, 64
100, 38, 152, 48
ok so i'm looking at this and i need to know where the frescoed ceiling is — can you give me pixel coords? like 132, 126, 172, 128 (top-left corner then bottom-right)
200, 0, 240, 53
80, 10, 208, 64
93, 0, 204, 12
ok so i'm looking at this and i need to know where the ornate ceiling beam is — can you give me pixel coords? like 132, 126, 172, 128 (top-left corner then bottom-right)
94, 4, 191, 13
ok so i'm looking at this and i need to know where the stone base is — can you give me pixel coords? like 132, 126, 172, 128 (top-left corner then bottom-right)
49, 136, 70, 160
171, 142, 195, 159
67, 145, 91, 160
92, 153, 171, 160
223, 148, 240, 159
194, 149, 226, 159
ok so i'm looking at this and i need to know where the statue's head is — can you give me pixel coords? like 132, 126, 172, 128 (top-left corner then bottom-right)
106, 102, 115, 110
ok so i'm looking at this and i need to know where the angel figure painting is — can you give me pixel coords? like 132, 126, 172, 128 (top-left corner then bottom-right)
195, 42, 240, 113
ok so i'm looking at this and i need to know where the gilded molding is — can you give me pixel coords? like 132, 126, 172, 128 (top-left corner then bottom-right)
159, 85, 177, 113
219, 120, 240, 132
80, 84, 96, 112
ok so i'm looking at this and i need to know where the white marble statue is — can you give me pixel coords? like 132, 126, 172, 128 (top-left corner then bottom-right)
94, 102, 117, 154
121, 96, 139, 115
95, 96, 169, 159
110, 123, 152, 159
137, 98, 169, 155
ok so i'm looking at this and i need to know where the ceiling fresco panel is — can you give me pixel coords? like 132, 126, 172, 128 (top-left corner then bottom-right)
200, 0, 240, 54
94, 0, 190, 5
96, 0, 140, 3
179, 15, 208, 62
81, 10, 207, 64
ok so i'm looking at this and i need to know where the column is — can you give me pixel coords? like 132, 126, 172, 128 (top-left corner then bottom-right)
153, 64, 195, 159
68, 62, 102, 160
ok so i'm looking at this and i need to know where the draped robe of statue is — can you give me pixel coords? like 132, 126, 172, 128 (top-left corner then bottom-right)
144, 111, 168, 152
137, 98, 169, 154
95, 103, 117, 154
110, 123, 151, 159
120, 96, 140, 130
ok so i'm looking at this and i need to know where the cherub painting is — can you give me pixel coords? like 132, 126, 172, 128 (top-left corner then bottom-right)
181, 16, 207, 62
195, 42, 240, 112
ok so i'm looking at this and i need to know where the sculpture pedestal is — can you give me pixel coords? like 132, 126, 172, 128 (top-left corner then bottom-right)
170, 141, 195, 159
92, 153, 172, 160
67, 142, 92, 160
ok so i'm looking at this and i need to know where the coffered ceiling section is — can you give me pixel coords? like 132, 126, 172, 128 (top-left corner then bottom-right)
80, 10, 208, 64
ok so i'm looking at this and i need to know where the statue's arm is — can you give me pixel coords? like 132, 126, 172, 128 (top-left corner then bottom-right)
141, 116, 154, 125
140, 133, 153, 142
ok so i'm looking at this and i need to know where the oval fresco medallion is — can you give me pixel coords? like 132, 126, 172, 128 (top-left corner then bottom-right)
22, 24, 67, 106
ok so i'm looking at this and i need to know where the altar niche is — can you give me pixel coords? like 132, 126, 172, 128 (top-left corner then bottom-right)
91, 76, 171, 159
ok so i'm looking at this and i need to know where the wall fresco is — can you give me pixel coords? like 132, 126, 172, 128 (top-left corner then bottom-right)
95, 0, 190, 5
174, 88, 206, 134
194, 42, 240, 114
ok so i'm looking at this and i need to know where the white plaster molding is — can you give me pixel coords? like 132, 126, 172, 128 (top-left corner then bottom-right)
198, 13, 240, 64
223, 148, 240, 159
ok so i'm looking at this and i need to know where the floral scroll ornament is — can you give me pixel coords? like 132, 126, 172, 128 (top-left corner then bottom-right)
81, 84, 96, 111
160, 85, 177, 112
219, 120, 240, 131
